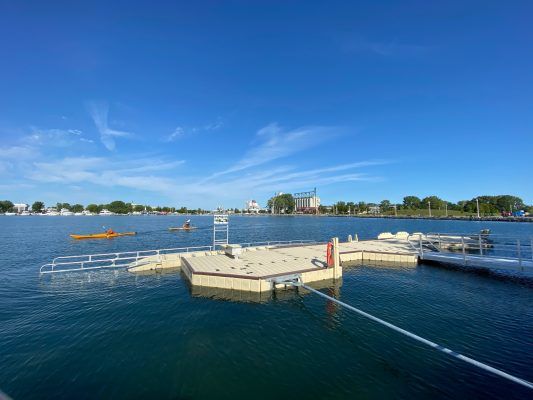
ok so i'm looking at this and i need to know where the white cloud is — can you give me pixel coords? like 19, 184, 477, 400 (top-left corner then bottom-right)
0, 145, 37, 159
88, 102, 132, 150
165, 127, 185, 142
165, 119, 223, 142
205, 123, 337, 181
26, 156, 185, 195
203, 118, 223, 131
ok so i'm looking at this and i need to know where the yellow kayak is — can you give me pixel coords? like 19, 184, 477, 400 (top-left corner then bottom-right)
168, 226, 198, 231
70, 232, 137, 240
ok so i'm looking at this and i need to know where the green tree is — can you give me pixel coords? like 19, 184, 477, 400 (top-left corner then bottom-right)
422, 196, 445, 210
133, 204, 144, 212
380, 200, 391, 213
86, 204, 101, 213
267, 194, 295, 213
71, 204, 84, 213
32, 201, 45, 212
177, 207, 188, 214
56, 202, 71, 211
334, 201, 348, 214
0, 200, 14, 213
403, 196, 421, 209
107, 201, 130, 214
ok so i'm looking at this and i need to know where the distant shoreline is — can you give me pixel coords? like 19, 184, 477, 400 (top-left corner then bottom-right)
3, 213, 531, 223
239, 214, 533, 223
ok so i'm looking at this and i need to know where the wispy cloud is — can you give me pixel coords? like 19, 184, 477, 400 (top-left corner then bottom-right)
205, 123, 338, 181
24, 127, 89, 148
0, 145, 38, 159
27, 156, 184, 194
165, 126, 185, 142
88, 102, 132, 150
164, 118, 223, 142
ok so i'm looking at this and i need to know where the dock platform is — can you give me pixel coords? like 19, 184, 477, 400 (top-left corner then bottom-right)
181, 244, 341, 292
41, 231, 532, 292
128, 234, 420, 293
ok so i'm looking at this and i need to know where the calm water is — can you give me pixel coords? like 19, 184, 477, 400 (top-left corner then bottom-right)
0, 215, 532, 399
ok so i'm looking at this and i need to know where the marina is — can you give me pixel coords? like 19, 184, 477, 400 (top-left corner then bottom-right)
2, 215, 533, 399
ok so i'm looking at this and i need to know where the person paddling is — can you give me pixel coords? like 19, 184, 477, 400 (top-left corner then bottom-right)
106, 228, 115, 235
183, 219, 191, 229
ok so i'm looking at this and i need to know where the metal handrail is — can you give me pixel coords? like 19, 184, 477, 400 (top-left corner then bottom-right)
40, 239, 320, 274
408, 233, 533, 268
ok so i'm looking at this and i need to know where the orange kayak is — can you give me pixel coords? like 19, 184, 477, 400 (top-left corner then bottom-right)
70, 232, 137, 240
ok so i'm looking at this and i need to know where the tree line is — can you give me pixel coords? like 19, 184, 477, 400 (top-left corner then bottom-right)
330, 195, 530, 215
0, 200, 209, 214
265, 194, 530, 215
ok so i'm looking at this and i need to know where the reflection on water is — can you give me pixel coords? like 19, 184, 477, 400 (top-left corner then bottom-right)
0, 216, 532, 399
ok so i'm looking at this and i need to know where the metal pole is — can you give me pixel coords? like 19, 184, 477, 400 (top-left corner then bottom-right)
297, 284, 533, 390
419, 235, 423, 257
476, 198, 480, 218
428, 201, 431, 217
445, 203, 448, 217
479, 234, 483, 256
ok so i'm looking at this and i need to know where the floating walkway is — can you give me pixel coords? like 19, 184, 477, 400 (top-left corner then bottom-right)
41, 232, 533, 288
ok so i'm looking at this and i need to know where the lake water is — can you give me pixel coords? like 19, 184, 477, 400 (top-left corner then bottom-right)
0, 215, 532, 399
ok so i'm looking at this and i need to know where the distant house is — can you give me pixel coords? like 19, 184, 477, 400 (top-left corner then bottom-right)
368, 206, 381, 215
245, 200, 261, 213
14, 203, 29, 213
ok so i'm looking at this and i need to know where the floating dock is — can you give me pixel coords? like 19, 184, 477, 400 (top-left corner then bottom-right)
41, 231, 533, 289
128, 233, 420, 293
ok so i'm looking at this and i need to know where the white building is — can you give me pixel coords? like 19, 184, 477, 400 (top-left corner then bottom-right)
293, 189, 321, 214
13, 203, 29, 213
294, 196, 320, 211
245, 200, 261, 213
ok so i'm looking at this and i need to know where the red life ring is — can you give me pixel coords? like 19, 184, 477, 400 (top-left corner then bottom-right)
326, 241, 334, 267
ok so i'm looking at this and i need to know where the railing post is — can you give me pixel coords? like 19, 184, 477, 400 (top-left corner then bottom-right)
419, 234, 423, 258
89, 255, 92, 262
531, 238, 533, 262
461, 236, 466, 266
478, 234, 483, 256
438, 233, 441, 250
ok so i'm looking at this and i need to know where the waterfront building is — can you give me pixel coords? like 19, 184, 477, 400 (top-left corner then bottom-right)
294, 189, 320, 214
245, 200, 261, 213
13, 203, 29, 213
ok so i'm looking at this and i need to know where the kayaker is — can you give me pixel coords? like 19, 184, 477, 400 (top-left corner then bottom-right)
183, 219, 191, 229
106, 228, 115, 235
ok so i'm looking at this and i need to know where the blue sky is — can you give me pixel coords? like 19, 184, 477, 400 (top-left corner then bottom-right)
0, 1, 531, 208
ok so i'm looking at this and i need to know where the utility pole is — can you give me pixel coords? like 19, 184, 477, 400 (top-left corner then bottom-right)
428, 201, 432, 217
476, 197, 480, 218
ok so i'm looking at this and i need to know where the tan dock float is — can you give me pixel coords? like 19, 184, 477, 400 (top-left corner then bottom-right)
181, 243, 342, 293
128, 235, 420, 293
